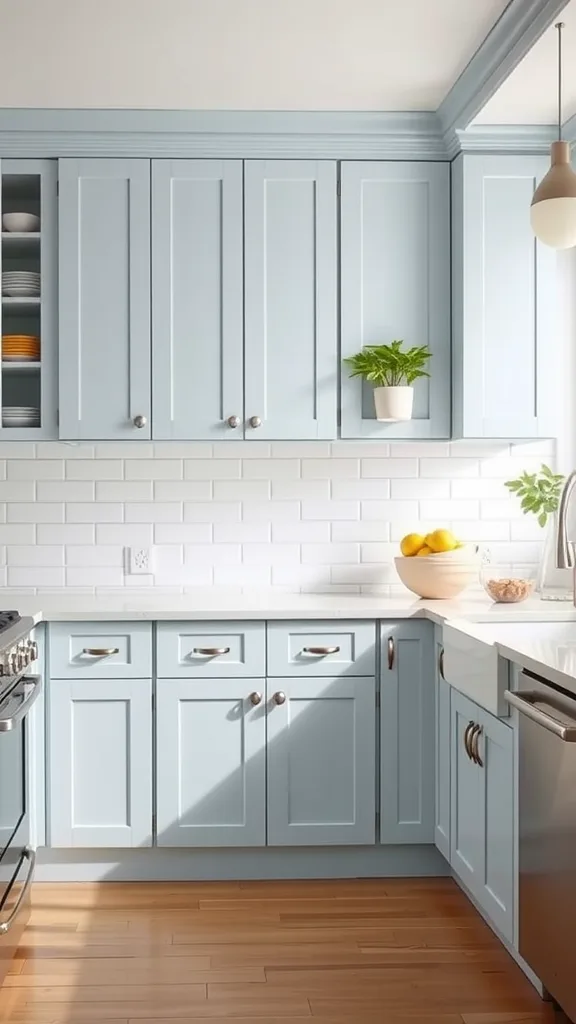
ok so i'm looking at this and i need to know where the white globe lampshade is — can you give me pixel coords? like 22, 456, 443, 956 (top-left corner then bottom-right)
531, 141, 576, 249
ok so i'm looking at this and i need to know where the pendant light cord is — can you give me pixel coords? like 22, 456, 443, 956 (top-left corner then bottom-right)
557, 21, 564, 140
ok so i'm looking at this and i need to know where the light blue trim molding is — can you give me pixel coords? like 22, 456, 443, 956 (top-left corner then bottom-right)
453, 124, 557, 159
0, 109, 448, 161
438, 0, 570, 149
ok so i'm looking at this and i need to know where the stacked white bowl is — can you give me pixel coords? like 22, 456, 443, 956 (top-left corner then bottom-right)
395, 545, 480, 599
2, 272, 40, 297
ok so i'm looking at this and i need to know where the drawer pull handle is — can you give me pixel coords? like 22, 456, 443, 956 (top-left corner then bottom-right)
387, 636, 395, 670
464, 721, 475, 760
470, 724, 483, 767
193, 647, 230, 656
273, 691, 287, 706
82, 647, 119, 657
438, 647, 445, 680
249, 691, 262, 706
303, 646, 340, 656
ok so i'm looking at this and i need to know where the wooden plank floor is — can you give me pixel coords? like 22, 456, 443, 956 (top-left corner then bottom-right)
0, 878, 557, 1023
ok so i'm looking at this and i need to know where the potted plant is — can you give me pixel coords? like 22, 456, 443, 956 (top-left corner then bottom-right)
343, 340, 432, 422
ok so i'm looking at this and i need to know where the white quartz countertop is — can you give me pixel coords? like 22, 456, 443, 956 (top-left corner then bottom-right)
6, 590, 576, 691
6, 589, 575, 625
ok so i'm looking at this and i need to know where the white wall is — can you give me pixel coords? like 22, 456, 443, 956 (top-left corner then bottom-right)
0, 439, 553, 595
0, 0, 507, 111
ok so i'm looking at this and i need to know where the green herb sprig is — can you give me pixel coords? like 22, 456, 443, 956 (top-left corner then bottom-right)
504, 464, 565, 529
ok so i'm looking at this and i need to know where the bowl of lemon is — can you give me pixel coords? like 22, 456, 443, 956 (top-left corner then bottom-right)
395, 529, 479, 599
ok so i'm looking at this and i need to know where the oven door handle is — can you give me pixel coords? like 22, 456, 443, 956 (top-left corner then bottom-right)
0, 675, 42, 732
505, 688, 576, 741
0, 846, 36, 935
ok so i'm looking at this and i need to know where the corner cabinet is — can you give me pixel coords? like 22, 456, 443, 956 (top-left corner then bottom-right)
380, 621, 435, 843
452, 154, 557, 439
58, 158, 151, 440
450, 688, 514, 943
340, 161, 451, 440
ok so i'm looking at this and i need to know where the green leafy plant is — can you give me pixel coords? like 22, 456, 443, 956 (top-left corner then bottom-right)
343, 340, 432, 387
505, 464, 565, 528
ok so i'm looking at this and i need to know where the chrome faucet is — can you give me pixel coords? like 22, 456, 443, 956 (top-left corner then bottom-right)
556, 470, 576, 569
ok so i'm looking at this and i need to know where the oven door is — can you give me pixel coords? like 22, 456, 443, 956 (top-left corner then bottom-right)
0, 675, 42, 985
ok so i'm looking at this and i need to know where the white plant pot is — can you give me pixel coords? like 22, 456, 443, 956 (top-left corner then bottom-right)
373, 386, 414, 422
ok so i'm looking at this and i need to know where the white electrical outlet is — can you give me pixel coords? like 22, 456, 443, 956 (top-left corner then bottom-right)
126, 547, 154, 575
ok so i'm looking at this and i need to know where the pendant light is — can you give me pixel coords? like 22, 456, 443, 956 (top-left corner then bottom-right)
530, 22, 576, 249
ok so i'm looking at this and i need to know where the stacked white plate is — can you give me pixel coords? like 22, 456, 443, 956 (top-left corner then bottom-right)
2, 406, 40, 427
2, 272, 40, 297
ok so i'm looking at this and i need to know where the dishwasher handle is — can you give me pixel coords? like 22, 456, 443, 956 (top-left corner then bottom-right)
504, 688, 576, 742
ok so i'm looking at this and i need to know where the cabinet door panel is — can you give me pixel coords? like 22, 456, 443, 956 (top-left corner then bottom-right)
152, 160, 243, 439
434, 635, 451, 861
0, 159, 58, 440
341, 162, 450, 439
59, 158, 151, 440
452, 154, 557, 438
267, 676, 375, 846
450, 690, 483, 892
48, 678, 152, 848
244, 161, 337, 440
478, 709, 514, 942
156, 678, 266, 847
380, 621, 435, 844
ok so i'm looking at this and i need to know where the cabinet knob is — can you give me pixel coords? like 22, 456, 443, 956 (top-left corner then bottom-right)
249, 691, 262, 706
133, 414, 147, 429
272, 691, 286, 706
227, 415, 241, 429
249, 415, 262, 429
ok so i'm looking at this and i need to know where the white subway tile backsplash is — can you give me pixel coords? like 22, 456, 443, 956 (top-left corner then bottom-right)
97, 481, 154, 502
126, 460, 182, 480
37, 481, 95, 502
7, 460, 63, 480
302, 459, 359, 479
66, 503, 122, 523
37, 524, 95, 545
0, 440, 549, 593
67, 460, 123, 480
361, 459, 418, 478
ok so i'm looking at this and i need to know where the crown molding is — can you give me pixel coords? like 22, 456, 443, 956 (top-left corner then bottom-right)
0, 108, 448, 160
450, 124, 557, 158
438, 0, 570, 152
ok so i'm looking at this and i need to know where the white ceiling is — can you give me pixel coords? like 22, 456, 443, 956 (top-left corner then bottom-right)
0, 0, 509, 111
475, 0, 576, 124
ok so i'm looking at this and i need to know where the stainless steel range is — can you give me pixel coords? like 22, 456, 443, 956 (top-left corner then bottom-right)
0, 612, 42, 986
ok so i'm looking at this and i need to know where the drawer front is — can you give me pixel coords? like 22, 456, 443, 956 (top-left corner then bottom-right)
267, 621, 376, 677
156, 621, 265, 678
49, 622, 152, 679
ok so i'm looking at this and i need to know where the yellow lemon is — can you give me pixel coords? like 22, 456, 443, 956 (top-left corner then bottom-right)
400, 533, 426, 557
427, 528, 458, 553
416, 545, 432, 557
424, 533, 433, 547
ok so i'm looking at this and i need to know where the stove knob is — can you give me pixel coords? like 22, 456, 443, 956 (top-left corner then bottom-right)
9, 651, 18, 675
30, 641, 38, 661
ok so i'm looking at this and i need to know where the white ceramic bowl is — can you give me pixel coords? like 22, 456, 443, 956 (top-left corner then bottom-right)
395, 555, 479, 599
2, 212, 40, 232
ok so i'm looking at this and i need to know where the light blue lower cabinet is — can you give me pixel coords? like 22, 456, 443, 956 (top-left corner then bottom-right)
380, 621, 435, 844
434, 632, 451, 860
266, 676, 376, 846
48, 678, 152, 848
450, 689, 514, 943
155, 678, 266, 848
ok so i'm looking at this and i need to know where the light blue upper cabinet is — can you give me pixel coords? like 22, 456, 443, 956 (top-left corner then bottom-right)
266, 676, 376, 846
244, 161, 337, 440
58, 159, 151, 440
452, 154, 557, 439
152, 160, 244, 440
340, 161, 450, 439
380, 621, 435, 844
0, 159, 58, 440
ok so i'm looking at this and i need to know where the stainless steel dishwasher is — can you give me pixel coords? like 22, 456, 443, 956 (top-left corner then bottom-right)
506, 672, 576, 1022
